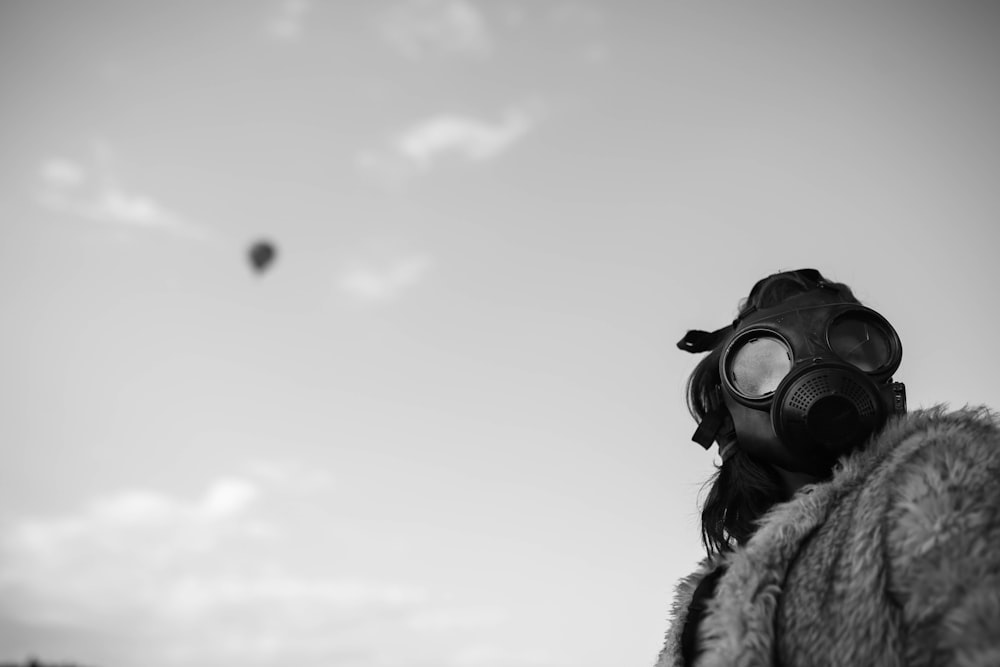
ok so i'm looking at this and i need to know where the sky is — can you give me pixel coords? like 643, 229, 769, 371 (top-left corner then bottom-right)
1, 2, 999, 666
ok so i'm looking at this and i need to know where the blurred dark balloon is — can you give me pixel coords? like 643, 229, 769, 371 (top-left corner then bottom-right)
248, 240, 277, 274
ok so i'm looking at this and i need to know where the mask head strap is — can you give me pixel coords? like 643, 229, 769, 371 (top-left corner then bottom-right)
677, 328, 734, 450
678, 269, 838, 355
676, 323, 734, 354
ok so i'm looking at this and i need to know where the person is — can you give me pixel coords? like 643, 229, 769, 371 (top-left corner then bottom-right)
655, 268, 1000, 667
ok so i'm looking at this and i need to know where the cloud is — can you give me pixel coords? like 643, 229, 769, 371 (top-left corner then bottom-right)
378, 0, 491, 59
14, 477, 259, 546
40, 158, 86, 188
0, 468, 551, 667
265, 0, 311, 41
159, 572, 426, 619
202, 478, 260, 518
358, 106, 541, 187
338, 254, 433, 301
0, 477, 266, 627
397, 109, 535, 168
35, 149, 210, 241
0, 475, 440, 666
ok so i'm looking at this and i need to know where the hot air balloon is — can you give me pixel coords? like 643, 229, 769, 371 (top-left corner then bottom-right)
248, 240, 277, 274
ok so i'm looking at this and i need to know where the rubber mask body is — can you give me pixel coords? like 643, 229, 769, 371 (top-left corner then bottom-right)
720, 291, 904, 476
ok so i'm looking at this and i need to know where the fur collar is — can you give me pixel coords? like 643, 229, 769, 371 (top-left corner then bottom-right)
658, 405, 995, 667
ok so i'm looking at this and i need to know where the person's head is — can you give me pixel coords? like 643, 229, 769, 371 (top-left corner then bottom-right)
678, 268, 906, 555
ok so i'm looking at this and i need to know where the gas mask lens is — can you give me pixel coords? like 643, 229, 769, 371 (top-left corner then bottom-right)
828, 312, 894, 372
727, 335, 792, 398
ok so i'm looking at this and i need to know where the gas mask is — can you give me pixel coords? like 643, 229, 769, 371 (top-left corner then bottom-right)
679, 287, 906, 475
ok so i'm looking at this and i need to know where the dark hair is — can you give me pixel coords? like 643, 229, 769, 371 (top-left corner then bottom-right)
688, 269, 859, 556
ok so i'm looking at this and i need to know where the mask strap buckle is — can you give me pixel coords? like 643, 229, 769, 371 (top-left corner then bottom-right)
691, 409, 724, 450
892, 382, 907, 414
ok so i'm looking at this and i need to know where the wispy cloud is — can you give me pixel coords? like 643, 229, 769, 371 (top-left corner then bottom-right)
338, 254, 433, 302
397, 109, 535, 168
265, 0, 311, 41
358, 105, 541, 187
40, 158, 86, 188
0, 472, 444, 666
378, 0, 491, 59
0, 477, 268, 626
0, 463, 552, 667
35, 147, 210, 240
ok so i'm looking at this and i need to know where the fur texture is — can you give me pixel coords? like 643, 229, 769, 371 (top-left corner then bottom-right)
655, 406, 1000, 667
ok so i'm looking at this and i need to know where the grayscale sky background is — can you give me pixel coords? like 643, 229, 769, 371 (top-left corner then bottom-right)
2, 2, 999, 666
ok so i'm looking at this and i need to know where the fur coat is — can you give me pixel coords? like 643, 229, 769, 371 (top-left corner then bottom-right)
656, 406, 1000, 667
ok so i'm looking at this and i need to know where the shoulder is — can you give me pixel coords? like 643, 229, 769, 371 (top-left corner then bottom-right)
879, 406, 1000, 622
806, 405, 1000, 537
878, 404, 1000, 457
832, 405, 1000, 497
785, 406, 1000, 663
877, 405, 1000, 502
873, 406, 1000, 555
